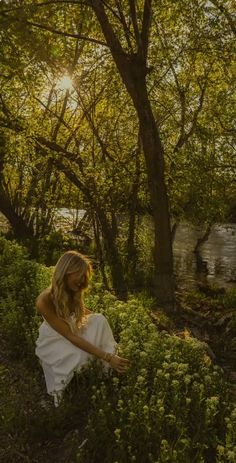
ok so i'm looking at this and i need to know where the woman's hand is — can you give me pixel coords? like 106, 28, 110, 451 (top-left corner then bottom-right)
109, 354, 130, 373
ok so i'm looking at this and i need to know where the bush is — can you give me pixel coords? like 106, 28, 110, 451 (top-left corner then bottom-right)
224, 288, 236, 308
36, 230, 79, 266
0, 237, 235, 462
0, 237, 52, 365
73, 295, 235, 463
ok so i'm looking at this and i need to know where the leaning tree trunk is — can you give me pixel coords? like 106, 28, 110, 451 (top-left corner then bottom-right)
0, 188, 34, 240
0, 131, 34, 240
194, 224, 212, 253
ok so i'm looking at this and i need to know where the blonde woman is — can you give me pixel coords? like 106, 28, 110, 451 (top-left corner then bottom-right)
35, 251, 129, 405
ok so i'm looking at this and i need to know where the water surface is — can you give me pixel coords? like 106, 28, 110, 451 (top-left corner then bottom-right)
174, 223, 236, 290
0, 212, 235, 290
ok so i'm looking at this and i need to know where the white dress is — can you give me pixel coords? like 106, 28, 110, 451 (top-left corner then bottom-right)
35, 313, 117, 405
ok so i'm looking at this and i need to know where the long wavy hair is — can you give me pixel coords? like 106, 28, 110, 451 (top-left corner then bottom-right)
50, 251, 92, 333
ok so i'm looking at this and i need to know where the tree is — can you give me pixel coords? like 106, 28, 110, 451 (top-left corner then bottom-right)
0, 5, 137, 297
0, 0, 235, 306
84, 1, 175, 308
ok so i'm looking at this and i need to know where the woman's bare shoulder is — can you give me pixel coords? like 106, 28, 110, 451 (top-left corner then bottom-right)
36, 288, 54, 312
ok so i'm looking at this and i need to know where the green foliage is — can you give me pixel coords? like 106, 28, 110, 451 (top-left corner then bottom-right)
0, 0, 235, 303
221, 288, 236, 310
0, 236, 52, 364
81, 288, 236, 462
220, 288, 236, 339
36, 230, 78, 266
73, 294, 234, 462
0, 237, 235, 462
216, 407, 236, 463
1, 0, 235, 242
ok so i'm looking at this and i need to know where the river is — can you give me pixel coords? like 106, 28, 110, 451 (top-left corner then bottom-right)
173, 223, 236, 290
0, 212, 235, 290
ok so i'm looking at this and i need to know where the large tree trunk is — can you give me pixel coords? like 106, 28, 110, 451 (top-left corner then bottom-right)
0, 188, 34, 240
89, 2, 175, 308
0, 131, 34, 240
133, 81, 175, 306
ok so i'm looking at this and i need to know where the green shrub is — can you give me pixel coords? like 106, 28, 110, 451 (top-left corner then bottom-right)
0, 236, 28, 298
71, 293, 235, 463
216, 406, 236, 462
221, 288, 236, 310
37, 230, 78, 266
0, 237, 235, 462
0, 237, 52, 365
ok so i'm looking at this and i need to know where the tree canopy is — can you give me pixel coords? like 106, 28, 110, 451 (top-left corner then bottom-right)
0, 0, 235, 305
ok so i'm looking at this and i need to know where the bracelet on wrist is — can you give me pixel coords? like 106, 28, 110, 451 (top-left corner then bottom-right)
103, 352, 115, 363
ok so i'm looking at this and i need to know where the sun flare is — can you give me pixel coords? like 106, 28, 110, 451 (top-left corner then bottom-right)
57, 75, 74, 91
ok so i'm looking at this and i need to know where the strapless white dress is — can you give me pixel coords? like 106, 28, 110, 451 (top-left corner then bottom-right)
35, 313, 117, 405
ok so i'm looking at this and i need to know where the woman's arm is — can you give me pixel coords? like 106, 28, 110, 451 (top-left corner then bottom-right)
36, 292, 129, 373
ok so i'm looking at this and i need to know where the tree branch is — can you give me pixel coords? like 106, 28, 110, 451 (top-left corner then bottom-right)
1, 12, 108, 47
141, 0, 152, 60
0, 1, 82, 15
174, 79, 208, 152
52, 157, 92, 200
27, 19, 108, 47
209, 0, 236, 36
76, 89, 115, 161
34, 135, 84, 169
114, 0, 133, 50
87, 0, 125, 55
128, 0, 140, 45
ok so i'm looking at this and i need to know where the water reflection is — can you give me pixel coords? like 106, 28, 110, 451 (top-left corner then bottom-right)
174, 223, 236, 290
0, 211, 235, 290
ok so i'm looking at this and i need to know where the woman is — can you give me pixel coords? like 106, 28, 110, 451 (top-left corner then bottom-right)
35, 250, 129, 405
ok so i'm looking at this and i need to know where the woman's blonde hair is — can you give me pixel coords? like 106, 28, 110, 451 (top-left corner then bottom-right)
50, 251, 92, 332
